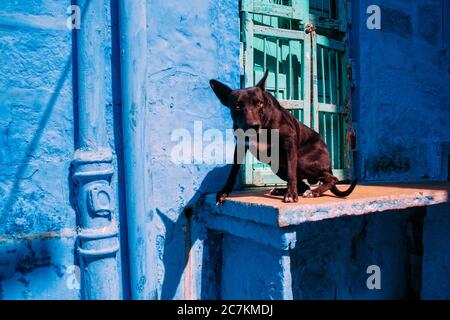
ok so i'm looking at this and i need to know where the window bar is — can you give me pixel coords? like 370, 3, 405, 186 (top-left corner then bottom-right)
323, 112, 328, 149
321, 46, 326, 104
275, 37, 279, 98
335, 51, 340, 106
300, 41, 304, 100
337, 114, 341, 168
263, 36, 267, 72
330, 112, 335, 168
243, 11, 254, 88
328, 49, 333, 105
317, 47, 321, 103
262, 14, 268, 26
289, 40, 292, 100
328, 0, 331, 18
280, 40, 283, 99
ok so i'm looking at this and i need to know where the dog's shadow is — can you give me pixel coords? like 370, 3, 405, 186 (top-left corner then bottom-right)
157, 165, 235, 300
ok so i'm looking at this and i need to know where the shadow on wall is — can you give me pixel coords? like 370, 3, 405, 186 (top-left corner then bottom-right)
1, 55, 72, 218
109, 0, 131, 300
0, 54, 76, 298
289, 207, 425, 300
157, 166, 233, 300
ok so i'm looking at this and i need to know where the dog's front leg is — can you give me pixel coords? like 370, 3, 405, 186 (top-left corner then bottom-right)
283, 139, 298, 203
216, 144, 245, 205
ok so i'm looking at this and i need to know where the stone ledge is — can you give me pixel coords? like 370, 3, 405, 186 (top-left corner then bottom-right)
205, 183, 450, 228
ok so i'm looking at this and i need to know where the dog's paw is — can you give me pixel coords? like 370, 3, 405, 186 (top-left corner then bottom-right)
216, 192, 228, 206
302, 190, 314, 198
283, 192, 298, 203
302, 189, 320, 198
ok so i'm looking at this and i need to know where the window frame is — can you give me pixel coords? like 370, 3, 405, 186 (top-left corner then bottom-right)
240, 0, 352, 187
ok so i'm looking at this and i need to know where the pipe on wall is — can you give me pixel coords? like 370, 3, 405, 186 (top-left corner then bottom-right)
118, 0, 149, 299
72, 0, 121, 299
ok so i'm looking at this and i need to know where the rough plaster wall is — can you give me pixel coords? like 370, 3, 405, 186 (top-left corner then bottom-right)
217, 211, 411, 300
291, 211, 410, 299
356, 0, 450, 181
144, 0, 240, 299
422, 203, 450, 299
221, 234, 288, 300
0, 0, 124, 299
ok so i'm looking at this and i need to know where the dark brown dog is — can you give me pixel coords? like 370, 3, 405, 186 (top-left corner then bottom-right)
210, 70, 357, 204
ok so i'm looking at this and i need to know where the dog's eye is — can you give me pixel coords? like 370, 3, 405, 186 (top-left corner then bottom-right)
235, 105, 241, 111
256, 102, 264, 109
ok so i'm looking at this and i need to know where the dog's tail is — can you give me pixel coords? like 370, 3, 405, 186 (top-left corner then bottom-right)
330, 179, 358, 197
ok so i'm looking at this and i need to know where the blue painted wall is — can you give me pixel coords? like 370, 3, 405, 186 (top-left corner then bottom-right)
143, 0, 240, 299
0, 0, 240, 300
422, 203, 450, 299
353, 0, 450, 181
0, 0, 79, 299
0, 0, 127, 299
219, 210, 412, 300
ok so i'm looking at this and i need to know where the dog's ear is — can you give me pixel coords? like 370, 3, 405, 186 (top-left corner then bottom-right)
256, 70, 269, 91
210, 80, 232, 106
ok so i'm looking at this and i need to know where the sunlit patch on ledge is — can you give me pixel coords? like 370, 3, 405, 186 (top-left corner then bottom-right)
205, 183, 450, 228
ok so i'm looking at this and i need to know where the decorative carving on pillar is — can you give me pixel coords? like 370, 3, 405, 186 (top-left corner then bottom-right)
72, 148, 120, 299
71, 0, 121, 299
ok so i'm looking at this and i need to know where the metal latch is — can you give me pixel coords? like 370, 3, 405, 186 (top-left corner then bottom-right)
304, 24, 317, 34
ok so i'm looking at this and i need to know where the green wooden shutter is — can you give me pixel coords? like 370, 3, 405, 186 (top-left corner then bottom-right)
241, 0, 350, 186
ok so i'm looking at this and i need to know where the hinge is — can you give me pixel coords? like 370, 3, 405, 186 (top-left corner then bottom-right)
304, 24, 317, 34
